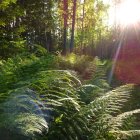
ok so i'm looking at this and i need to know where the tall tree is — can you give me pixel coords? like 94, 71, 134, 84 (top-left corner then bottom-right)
81, 0, 85, 50
69, 0, 77, 52
75, 0, 110, 54
62, 0, 68, 55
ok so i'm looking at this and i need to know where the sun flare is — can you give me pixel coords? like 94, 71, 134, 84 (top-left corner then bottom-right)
116, 0, 140, 26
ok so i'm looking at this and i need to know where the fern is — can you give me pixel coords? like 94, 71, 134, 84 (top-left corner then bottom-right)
89, 56, 110, 90
0, 70, 86, 139
0, 54, 140, 140
112, 130, 140, 140
109, 109, 140, 139
81, 84, 135, 140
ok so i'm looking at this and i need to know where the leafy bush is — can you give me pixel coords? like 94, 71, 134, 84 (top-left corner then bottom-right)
57, 53, 97, 81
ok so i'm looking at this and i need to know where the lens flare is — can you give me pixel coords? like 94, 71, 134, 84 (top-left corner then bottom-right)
117, 0, 140, 26
112, 26, 140, 84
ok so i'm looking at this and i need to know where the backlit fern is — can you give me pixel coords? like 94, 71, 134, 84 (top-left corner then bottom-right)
0, 54, 140, 140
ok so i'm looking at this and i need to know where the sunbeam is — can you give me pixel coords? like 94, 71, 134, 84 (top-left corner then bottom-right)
108, 32, 125, 84
112, 25, 140, 84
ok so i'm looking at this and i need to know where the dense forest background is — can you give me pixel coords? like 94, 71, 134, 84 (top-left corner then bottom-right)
0, 0, 140, 140
0, 0, 116, 58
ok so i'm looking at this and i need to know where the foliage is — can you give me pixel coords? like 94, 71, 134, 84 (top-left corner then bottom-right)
0, 0, 113, 58
0, 54, 140, 140
75, 0, 110, 50
0, 0, 26, 58
0, 0, 140, 139
0, 53, 56, 93
0, 69, 85, 139
57, 53, 97, 80
0, 0, 59, 58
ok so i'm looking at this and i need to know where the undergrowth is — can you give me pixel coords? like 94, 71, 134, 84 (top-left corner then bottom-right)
0, 53, 140, 140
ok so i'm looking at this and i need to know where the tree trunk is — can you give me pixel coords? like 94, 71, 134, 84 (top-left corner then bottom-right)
62, 0, 68, 55
81, 0, 85, 54
69, 0, 77, 53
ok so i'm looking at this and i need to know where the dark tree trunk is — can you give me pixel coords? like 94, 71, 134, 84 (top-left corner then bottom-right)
47, 32, 52, 52
62, 0, 68, 55
81, 0, 85, 52
69, 0, 77, 52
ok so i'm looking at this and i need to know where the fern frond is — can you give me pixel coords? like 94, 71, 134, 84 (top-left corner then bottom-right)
110, 130, 140, 140
89, 57, 110, 90
110, 109, 140, 130
77, 84, 107, 104
0, 113, 48, 138
86, 84, 134, 116
81, 84, 134, 140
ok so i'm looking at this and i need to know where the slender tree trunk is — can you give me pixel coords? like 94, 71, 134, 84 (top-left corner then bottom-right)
62, 0, 68, 55
81, 0, 85, 53
45, 0, 53, 52
69, 0, 77, 52
47, 32, 52, 52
